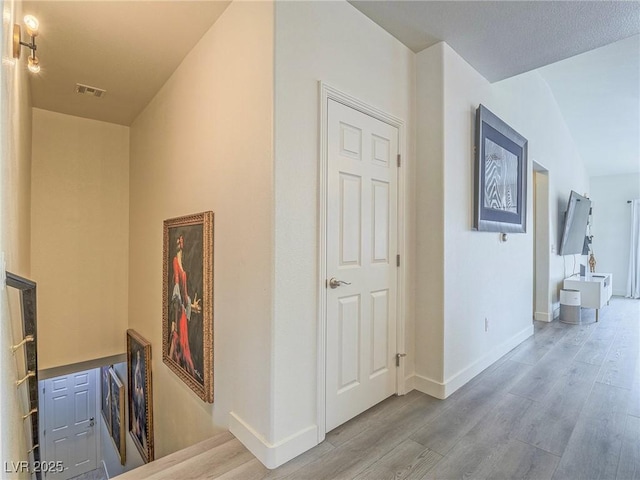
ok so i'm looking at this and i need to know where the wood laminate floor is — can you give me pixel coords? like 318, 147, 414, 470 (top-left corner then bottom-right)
117, 297, 639, 480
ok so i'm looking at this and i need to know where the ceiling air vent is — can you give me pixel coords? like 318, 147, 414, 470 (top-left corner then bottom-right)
75, 83, 106, 98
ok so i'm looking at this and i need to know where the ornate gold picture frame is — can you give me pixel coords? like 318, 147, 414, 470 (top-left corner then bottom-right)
127, 329, 154, 463
162, 211, 214, 403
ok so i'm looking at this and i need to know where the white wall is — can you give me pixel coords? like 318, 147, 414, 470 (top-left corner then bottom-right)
415, 42, 589, 397
415, 43, 445, 386
272, 0, 415, 465
31, 109, 130, 370
7, 0, 598, 471
591, 174, 640, 296
415, 43, 532, 396
492, 69, 590, 312
441, 45, 533, 387
128, 1, 274, 459
1, 0, 33, 473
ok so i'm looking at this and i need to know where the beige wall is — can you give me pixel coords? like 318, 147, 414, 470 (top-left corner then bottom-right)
31, 109, 129, 370
129, 1, 274, 458
1, 0, 33, 473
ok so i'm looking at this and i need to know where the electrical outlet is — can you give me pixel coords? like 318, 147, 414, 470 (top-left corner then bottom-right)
484, 318, 489, 332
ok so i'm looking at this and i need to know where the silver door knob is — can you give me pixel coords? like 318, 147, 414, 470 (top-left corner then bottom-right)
328, 277, 351, 289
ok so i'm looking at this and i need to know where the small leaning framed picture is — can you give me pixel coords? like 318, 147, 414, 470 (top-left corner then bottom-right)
474, 104, 528, 233
100, 365, 111, 435
108, 367, 126, 465
127, 329, 154, 463
162, 211, 214, 403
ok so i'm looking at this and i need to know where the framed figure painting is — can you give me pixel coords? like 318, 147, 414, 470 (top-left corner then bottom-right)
474, 104, 528, 233
100, 365, 111, 434
162, 211, 214, 403
127, 329, 154, 463
108, 368, 126, 465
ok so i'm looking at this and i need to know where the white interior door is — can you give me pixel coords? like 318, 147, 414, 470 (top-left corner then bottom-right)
42, 369, 98, 479
326, 99, 398, 432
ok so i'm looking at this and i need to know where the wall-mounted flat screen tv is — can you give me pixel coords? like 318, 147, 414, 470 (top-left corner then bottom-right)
559, 191, 591, 255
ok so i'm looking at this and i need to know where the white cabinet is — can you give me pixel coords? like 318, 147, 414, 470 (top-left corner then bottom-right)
563, 273, 612, 321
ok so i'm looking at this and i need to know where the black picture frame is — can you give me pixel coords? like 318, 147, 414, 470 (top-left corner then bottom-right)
474, 104, 528, 233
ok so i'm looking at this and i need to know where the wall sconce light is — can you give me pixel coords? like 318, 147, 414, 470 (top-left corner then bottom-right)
13, 15, 40, 73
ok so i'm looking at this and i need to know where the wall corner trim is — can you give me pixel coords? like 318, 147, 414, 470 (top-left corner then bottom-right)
411, 374, 446, 399
229, 412, 318, 469
413, 324, 534, 400
404, 374, 415, 393
534, 311, 553, 322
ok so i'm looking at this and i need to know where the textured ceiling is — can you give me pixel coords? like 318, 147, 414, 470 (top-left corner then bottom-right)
350, 0, 640, 176
349, 1, 640, 82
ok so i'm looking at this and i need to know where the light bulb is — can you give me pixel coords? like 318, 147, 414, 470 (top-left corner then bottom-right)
24, 15, 39, 36
27, 56, 40, 73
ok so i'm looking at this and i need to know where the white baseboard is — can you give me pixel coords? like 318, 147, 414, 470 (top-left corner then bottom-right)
412, 325, 534, 400
229, 412, 318, 469
534, 311, 552, 322
412, 374, 446, 399
404, 373, 415, 392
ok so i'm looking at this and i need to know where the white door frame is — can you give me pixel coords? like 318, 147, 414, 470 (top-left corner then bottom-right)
317, 82, 407, 442
533, 160, 552, 322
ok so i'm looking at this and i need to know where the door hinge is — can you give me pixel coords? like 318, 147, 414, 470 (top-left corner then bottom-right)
397, 154, 401, 167
396, 254, 400, 267
396, 353, 407, 367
